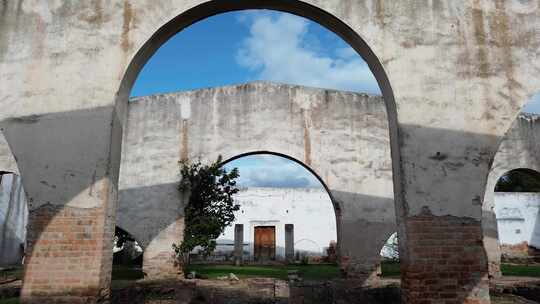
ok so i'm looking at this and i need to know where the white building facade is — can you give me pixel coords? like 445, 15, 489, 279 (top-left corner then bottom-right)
218, 187, 337, 261
494, 192, 540, 249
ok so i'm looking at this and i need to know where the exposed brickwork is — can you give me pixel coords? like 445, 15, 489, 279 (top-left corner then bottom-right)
142, 218, 184, 280
21, 203, 114, 303
143, 251, 181, 279
501, 242, 530, 256
339, 255, 381, 285
401, 214, 490, 304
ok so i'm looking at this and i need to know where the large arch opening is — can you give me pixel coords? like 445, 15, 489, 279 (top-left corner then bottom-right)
184, 152, 342, 283
482, 96, 540, 281
9, 1, 402, 302
117, 1, 401, 290
493, 168, 540, 266
114, 0, 402, 239
0, 172, 28, 268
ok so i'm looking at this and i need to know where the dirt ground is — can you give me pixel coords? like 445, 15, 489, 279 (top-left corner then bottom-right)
2, 276, 540, 303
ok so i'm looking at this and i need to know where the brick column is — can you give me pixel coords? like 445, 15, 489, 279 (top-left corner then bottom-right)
285, 224, 294, 263
401, 213, 490, 304
23, 203, 115, 303
5, 107, 122, 303
143, 217, 184, 280
234, 224, 244, 266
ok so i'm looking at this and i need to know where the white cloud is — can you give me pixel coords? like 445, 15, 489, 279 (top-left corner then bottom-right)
224, 155, 322, 188
236, 12, 380, 94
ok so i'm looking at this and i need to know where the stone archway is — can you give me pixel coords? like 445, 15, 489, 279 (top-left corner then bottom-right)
1, 1, 539, 303
117, 83, 396, 283
483, 113, 540, 277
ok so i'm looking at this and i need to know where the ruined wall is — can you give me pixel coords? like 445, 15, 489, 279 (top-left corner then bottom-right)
484, 113, 540, 275
118, 82, 395, 279
0, 173, 28, 266
2, 1, 540, 302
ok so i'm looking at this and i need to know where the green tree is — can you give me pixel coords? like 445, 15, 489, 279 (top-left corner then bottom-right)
173, 156, 240, 260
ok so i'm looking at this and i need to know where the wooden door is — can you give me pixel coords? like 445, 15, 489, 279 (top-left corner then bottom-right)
254, 226, 276, 261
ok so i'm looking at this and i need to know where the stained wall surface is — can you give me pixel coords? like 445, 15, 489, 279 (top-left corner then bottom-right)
2, 1, 540, 302
118, 82, 395, 277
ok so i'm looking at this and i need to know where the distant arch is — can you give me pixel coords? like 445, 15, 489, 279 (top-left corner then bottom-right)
494, 168, 540, 193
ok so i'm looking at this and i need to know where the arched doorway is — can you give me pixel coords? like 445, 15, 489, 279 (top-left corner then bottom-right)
118, 81, 395, 286
494, 169, 540, 263
219, 152, 339, 264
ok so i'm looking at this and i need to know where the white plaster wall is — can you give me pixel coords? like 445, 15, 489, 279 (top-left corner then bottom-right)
218, 187, 336, 260
494, 192, 540, 248
0, 174, 28, 266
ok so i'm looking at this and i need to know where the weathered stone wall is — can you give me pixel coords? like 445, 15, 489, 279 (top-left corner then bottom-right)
484, 113, 540, 276
0, 173, 28, 267
118, 82, 395, 280
2, 1, 540, 303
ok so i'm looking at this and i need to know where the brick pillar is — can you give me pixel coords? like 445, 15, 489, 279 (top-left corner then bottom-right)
23, 203, 115, 303
401, 214, 490, 304
285, 224, 294, 263
4, 107, 122, 303
234, 224, 244, 266
143, 217, 184, 280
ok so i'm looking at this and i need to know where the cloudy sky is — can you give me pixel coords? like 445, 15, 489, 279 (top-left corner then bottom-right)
223, 154, 321, 188
131, 10, 540, 188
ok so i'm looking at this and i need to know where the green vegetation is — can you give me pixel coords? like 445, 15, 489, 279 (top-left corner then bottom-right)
174, 156, 240, 258
381, 260, 401, 277
381, 262, 540, 278
186, 264, 340, 281
0, 268, 23, 281
501, 264, 540, 277
0, 298, 19, 304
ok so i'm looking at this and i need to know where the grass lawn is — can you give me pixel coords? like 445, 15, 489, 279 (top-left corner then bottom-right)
501, 264, 540, 277
0, 268, 23, 281
381, 261, 401, 277
186, 264, 340, 281
381, 262, 540, 278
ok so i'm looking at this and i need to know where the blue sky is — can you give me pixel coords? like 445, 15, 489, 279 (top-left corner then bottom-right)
131, 10, 379, 97
223, 154, 322, 188
131, 10, 540, 188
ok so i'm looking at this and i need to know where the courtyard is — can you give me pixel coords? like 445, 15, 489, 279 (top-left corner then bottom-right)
2, 1, 540, 304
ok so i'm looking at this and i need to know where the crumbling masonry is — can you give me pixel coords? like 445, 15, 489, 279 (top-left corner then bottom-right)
1, 1, 540, 303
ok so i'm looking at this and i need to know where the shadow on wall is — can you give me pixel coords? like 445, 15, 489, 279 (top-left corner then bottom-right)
118, 182, 183, 249
331, 190, 396, 279
0, 106, 122, 299
0, 109, 495, 302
